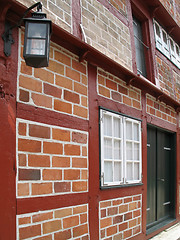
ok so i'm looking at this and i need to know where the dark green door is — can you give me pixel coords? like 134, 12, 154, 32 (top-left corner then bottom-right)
147, 126, 175, 229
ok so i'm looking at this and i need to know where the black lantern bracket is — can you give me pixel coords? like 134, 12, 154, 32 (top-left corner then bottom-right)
2, 2, 43, 57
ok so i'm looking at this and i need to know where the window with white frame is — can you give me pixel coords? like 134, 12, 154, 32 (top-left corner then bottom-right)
100, 109, 142, 187
153, 19, 180, 69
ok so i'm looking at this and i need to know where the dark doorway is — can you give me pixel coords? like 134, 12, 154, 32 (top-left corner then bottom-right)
146, 126, 176, 232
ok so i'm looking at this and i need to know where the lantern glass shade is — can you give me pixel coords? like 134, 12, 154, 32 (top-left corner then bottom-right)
23, 18, 51, 68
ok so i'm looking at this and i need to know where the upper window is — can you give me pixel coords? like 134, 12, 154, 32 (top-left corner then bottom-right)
153, 19, 180, 69
100, 109, 142, 187
133, 17, 147, 77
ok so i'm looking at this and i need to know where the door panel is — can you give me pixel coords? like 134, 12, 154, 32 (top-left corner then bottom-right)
147, 127, 175, 229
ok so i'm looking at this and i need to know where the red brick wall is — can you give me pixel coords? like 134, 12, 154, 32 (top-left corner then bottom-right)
97, 68, 141, 109
99, 195, 142, 239
17, 204, 89, 239
108, 0, 127, 16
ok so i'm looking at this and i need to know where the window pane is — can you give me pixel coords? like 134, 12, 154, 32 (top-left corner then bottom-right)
134, 143, 140, 160
134, 163, 140, 180
162, 31, 167, 44
27, 23, 47, 38
104, 138, 112, 159
134, 123, 139, 141
126, 162, 133, 181
114, 140, 121, 159
104, 115, 112, 136
26, 39, 46, 55
126, 121, 132, 140
126, 142, 133, 160
114, 162, 122, 182
104, 161, 113, 182
114, 117, 121, 138
155, 23, 161, 37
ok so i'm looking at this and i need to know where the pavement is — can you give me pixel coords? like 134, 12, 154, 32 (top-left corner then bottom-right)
150, 223, 180, 240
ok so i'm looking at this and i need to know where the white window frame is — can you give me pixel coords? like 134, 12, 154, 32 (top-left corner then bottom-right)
169, 36, 176, 65
100, 109, 142, 187
153, 20, 163, 53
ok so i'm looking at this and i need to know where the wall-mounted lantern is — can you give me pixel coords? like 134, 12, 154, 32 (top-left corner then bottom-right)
2, 2, 52, 68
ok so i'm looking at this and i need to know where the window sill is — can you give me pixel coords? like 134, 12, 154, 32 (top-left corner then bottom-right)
100, 182, 143, 190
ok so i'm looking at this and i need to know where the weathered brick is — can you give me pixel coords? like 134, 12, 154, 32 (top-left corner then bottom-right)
114, 233, 123, 240
52, 156, 70, 167
119, 204, 128, 213
74, 82, 87, 95
55, 75, 73, 90
73, 224, 88, 238
74, 105, 88, 118
52, 128, 70, 141
32, 183, 52, 195
21, 61, 32, 75
54, 182, 71, 193
44, 83, 62, 98
80, 213, 88, 224
119, 222, 128, 232
129, 202, 137, 210
123, 229, 132, 239
113, 215, 123, 224
54, 229, 71, 240
54, 99, 72, 114
18, 139, 41, 153
123, 95, 131, 106
72, 181, 87, 192
19, 225, 41, 239
29, 124, 50, 139
124, 212, 132, 221
43, 169, 62, 180
54, 50, 71, 66
18, 122, 27, 136
101, 209, 106, 218
112, 91, 122, 102
34, 68, 54, 84
108, 206, 118, 216
18, 154, 26, 166
106, 79, 117, 90
64, 144, 80, 155
72, 132, 87, 143
63, 216, 79, 229
72, 157, 87, 168
66, 67, 80, 82
43, 142, 63, 154
100, 201, 111, 208
28, 154, 50, 167
55, 208, 72, 218
129, 219, 137, 228
124, 197, 132, 203
31, 93, 52, 108
43, 220, 62, 234
19, 75, 42, 92
49, 60, 64, 75
118, 85, 128, 95
73, 205, 87, 214
18, 217, 31, 225
99, 85, 110, 98
106, 225, 117, 236
18, 183, 29, 196
64, 90, 80, 103
19, 89, 29, 102
32, 212, 53, 223
64, 169, 80, 180
19, 169, 40, 181
81, 170, 88, 180
100, 217, 112, 228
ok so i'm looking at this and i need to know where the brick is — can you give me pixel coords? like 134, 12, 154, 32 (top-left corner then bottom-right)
106, 225, 117, 236
74, 82, 87, 95
64, 90, 80, 103
119, 204, 128, 213
18, 122, 27, 136
124, 197, 132, 203
73, 205, 87, 214
19, 169, 40, 181
34, 68, 54, 84
147, 98, 154, 107
72, 132, 87, 143
81, 170, 88, 180
54, 229, 71, 240
123, 229, 132, 239
64, 169, 80, 180
18, 217, 31, 225
108, 206, 118, 216
63, 216, 79, 228
64, 144, 80, 156
123, 95, 131, 106
43, 169, 62, 180
101, 229, 105, 238
44, 83, 62, 98
19, 154, 26, 166
99, 85, 110, 98
54, 182, 71, 193
101, 209, 106, 218
28, 154, 50, 167
49, 60, 64, 75
55, 208, 72, 218
29, 124, 50, 139
32, 212, 53, 223
19, 75, 42, 92
66, 67, 80, 82
119, 222, 128, 232
32, 93, 52, 108
19, 89, 29, 102
73, 224, 88, 238
52, 128, 70, 141
54, 50, 71, 66
19, 225, 41, 239
54, 99, 72, 114
100, 201, 111, 208
113, 199, 122, 206
18, 183, 29, 196
72, 59, 86, 74
129, 202, 137, 210
80, 213, 87, 224
98, 75, 105, 85
100, 217, 112, 228
118, 85, 128, 95
114, 233, 123, 240
74, 105, 88, 118
133, 209, 141, 218
133, 100, 141, 109
82, 75, 87, 85
72, 157, 87, 168
129, 219, 137, 228
81, 96, 88, 107
52, 156, 70, 167
33, 235, 52, 240
133, 225, 140, 234
124, 212, 132, 221
112, 91, 122, 102
21, 61, 32, 75
43, 142, 63, 154
150, 107, 155, 115
32, 183, 52, 195
113, 215, 123, 224
106, 79, 117, 90
82, 146, 87, 156
18, 139, 41, 153
55, 75, 73, 90
43, 220, 62, 234
72, 181, 87, 192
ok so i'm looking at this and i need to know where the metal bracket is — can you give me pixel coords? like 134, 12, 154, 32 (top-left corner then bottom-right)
2, 21, 14, 57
